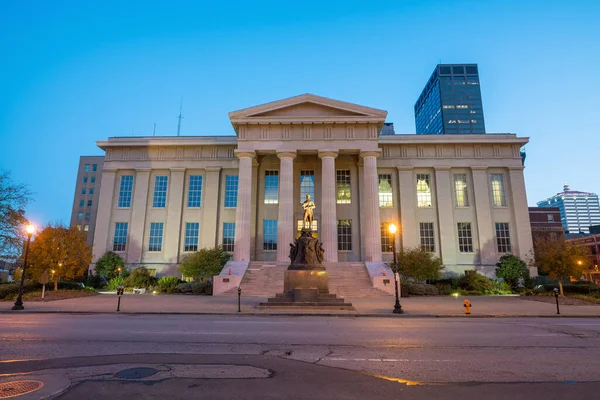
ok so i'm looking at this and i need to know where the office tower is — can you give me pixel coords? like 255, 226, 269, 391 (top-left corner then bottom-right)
69, 156, 104, 246
537, 184, 600, 234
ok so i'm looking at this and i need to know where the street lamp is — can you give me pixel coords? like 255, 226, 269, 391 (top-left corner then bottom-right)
12, 224, 35, 311
388, 223, 403, 314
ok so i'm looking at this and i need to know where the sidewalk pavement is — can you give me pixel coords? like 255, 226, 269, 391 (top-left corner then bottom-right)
2, 293, 599, 317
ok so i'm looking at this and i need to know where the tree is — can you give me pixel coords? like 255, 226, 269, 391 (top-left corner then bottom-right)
28, 224, 92, 290
178, 247, 231, 282
94, 251, 125, 279
395, 246, 444, 283
495, 254, 529, 290
533, 236, 591, 296
0, 171, 31, 261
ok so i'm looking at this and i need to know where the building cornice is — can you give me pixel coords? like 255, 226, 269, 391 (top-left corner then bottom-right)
378, 134, 529, 146
97, 136, 238, 150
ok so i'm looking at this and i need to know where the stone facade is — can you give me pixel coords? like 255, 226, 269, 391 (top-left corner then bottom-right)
90, 94, 536, 282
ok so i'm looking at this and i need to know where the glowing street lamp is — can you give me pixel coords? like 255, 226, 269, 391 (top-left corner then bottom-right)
388, 223, 403, 314
12, 224, 35, 311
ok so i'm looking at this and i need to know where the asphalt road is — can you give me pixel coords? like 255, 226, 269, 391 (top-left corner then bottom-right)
1, 315, 600, 399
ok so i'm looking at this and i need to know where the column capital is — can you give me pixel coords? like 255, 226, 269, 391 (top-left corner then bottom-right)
359, 150, 381, 159
205, 166, 222, 173
318, 150, 338, 159
234, 150, 256, 159
277, 151, 297, 160
471, 166, 488, 171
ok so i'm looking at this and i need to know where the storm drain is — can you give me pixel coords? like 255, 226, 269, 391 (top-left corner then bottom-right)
114, 367, 159, 380
0, 380, 44, 398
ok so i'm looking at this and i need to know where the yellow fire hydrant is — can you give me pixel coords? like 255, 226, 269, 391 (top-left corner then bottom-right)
463, 299, 472, 315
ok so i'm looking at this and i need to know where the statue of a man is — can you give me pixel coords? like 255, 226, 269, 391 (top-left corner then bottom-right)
302, 194, 315, 229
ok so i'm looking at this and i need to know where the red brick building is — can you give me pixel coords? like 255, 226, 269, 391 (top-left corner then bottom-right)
528, 207, 564, 242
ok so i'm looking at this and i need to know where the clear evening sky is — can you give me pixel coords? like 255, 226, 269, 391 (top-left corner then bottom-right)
1, 0, 599, 227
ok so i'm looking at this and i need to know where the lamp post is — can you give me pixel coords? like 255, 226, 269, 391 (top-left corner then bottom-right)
12, 224, 35, 311
388, 223, 403, 314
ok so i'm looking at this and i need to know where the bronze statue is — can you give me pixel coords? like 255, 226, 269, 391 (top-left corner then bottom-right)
289, 230, 325, 266
301, 194, 315, 230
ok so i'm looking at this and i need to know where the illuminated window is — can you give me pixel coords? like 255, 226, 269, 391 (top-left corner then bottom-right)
224, 175, 239, 208
457, 223, 474, 253
118, 176, 134, 208
188, 176, 203, 207
297, 220, 318, 231
153, 176, 168, 208
83, 224, 89, 232
381, 223, 393, 253
378, 174, 393, 207
113, 222, 128, 252
264, 171, 279, 204
416, 174, 432, 207
222, 222, 235, 252
453, 174, 469, 207
490, 174, 506, 207
300, 170, 315, 203
419, 222, 435, 252
336, 170, 351, 204
184, 222, 199, 252
148, 222, 164, 252
263, 220, 277, 250
337, 220, 352, 251
495, 223, 512, 253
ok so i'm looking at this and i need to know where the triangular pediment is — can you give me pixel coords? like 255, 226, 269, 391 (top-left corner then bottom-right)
249, 101, 369, 118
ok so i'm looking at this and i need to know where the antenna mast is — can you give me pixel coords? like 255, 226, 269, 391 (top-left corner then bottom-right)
153, 123, 156, 137
176, 97, 184, 136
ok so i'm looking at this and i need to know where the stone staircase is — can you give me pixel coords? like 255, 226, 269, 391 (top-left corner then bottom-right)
222, 262, 391, 298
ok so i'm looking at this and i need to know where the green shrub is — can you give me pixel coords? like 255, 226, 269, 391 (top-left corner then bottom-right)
123, 267, 157, 289
495, 254, 529, 289
460, 270, 493, 292
0, 281, 41, 300
489, 280, 513, 294
85, 274, 107, 289
58, 281, 85, 290
434, 283, 453, 295
106, 276, 125, 291
179, 247, 231, 282
157, 276, 181, 293
176, 282, 212, 295
404, 282, 439, 296
541, 283, 600, 294
94, 251, 126, 279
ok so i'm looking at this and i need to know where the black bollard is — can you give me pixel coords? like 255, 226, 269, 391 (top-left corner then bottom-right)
554, 288, 560, 315
237, 286, 241, 313
117, 286, 124, 312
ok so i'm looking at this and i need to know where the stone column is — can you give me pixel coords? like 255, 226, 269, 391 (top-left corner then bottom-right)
360, 151, 383, 262
397, 167, 417, 249
434, 166, 457, 266
319, 151, 338, 262
164, 168, 185, 263
127, 168, 151, 264
277, 152, 296, 262
471, 166, 496, 265
91, 169, 116, 266
233, 151, 256, 262
201, 167, 221, 248
508, 166, 535, 275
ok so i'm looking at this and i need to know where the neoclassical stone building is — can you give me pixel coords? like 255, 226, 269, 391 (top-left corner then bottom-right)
91, 94, 535, 294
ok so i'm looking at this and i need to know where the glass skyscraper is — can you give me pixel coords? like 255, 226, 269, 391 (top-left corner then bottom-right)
537, 184, 600, 234
414, 64, 486, 134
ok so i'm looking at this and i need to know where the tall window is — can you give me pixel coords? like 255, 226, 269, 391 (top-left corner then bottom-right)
81, 188, 86, 195
490, 174, 506, 207
416, 174, 432, 207
153, 176, 168, 208
184, 222, 200, 252
381, 222, 393, 253
453, 174, 469, 207
87, 200, 92, 207
419, 222, 435, 252
263, 220, 278, 250
224, 175, 239, 208
337, 220, 352, 251
79, 200, 84, 207
77, 212, 83, 220
91, 176, 96, 184
85, 164, 90, 172
113, 222, 128, 252
495, 223, 512, 253
336, 170, 351, 204
264, 171, 279, 204
89, 188, 94, 195
188, 176, 203, 207
223, 222, 236, 252
300, 170, 315, 203
457, 222, 474, 253
92, 164, 97, 172
83, 176, 88, 184
118, 176, 134, 208
148, 222, 164, 252
85, 212, 90, 220
378, 174, 393, 207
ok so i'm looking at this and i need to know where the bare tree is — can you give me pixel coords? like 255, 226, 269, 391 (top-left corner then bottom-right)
0, 171, 32, 261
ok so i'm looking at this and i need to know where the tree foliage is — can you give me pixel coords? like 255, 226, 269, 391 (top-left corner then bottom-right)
178, 247, 231, 282
533, 236, 590, 296
27, 224, 92, 289
394, 246, 444, 283
0, 171, 31, 261
94, 251, 125, 279
495, 254, 529, 289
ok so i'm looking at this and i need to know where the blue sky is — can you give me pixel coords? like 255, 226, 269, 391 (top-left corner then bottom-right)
1, 0, 599, 226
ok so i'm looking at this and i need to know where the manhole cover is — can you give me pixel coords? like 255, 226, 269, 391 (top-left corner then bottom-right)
114, 367, 159, 380
0, 380, 44, 398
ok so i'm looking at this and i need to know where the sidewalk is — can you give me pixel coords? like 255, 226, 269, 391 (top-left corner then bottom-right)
2, 293, 599, 317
